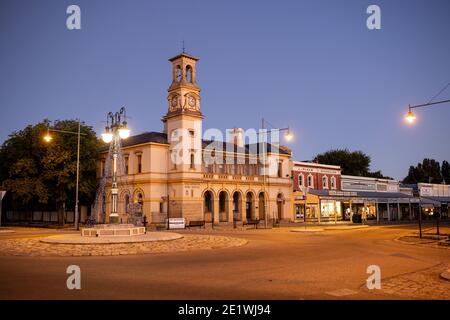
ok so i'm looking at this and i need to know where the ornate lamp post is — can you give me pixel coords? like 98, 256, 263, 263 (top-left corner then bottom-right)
101, 107, 130, 224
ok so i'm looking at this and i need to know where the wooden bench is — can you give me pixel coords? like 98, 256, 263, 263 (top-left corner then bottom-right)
243, 219, 260, 229
187, 220, 205, 229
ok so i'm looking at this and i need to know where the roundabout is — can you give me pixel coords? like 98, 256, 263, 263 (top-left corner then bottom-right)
0, 232, 248, 257
40, 231, 182, 244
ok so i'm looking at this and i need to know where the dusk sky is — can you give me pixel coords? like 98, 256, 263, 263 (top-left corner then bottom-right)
1, 0, 449, 180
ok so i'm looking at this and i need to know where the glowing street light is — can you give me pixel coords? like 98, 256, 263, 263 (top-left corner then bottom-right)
405, 107, 416, 124
43, 128, 53, 142
404, 99, 450, 125
118, 124, 130, 140
284, 128, 294, 141
101, 128, 113, 143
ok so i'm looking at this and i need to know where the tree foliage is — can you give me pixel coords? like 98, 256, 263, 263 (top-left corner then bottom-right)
441, 160, 450, 184
403, 158, 446, 184
0, 120, 100, 222
313, 148, 391, 179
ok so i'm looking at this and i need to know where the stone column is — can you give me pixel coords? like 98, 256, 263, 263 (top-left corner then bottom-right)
349, 200, 353, 223
376, 202, 380, 222
241, 197, 247, 224
409, 202, 412, 220
213, 197, 220, 226
334, 200, 337, 224
318, 200, 321, 224
228, 198, 234, 224
387, 202, 391, 221
397, 203, 401, 221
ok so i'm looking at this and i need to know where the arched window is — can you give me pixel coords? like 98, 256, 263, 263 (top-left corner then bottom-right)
176, 65, 182, 82
298, 174, 304, 187
322, 176, 328, 189
125, 194, 130, 213
186, 65, 193, 82
135, 193, 144, 214
331, 176, 336, 189
204, 191, 213, 212
308, 175, 314, 188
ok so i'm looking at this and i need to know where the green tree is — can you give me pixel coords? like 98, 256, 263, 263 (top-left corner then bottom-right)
403, 158, 443, 184
313, 148, 391, 178
441, 160, 450, 184
0, 120, 100, 224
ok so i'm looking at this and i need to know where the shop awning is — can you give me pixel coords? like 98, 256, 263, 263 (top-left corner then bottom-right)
307, 189, 424, 204
419, 197, 441, 208
422, 196, 450, 205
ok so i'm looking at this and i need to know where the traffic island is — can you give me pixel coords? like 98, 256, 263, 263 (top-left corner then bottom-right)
0, 228, 15, 234
0, 234, 247, 257
40, 232, 182, 244
396, 235, 450, 250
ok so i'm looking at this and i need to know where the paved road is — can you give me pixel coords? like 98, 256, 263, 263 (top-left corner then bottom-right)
0, 224, 448, 299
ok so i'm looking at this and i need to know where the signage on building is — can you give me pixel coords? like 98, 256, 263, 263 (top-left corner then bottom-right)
420, 186, 433, 197
168, 218, 185, 229
387, 184, 399, 192
342, 181, 376, 191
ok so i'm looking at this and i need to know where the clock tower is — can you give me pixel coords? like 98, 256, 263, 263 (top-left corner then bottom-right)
162, 52, 204, 221
164, 52, 202, 119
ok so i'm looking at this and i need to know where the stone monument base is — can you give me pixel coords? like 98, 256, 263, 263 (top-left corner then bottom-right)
81, 224, 146, 237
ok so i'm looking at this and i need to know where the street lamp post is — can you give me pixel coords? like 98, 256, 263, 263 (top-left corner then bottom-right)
259, 118, 293, 229
404, 99, 450, 124
44, 119, 85, 230
101, 107, 130, 225
404, 98, 449, 239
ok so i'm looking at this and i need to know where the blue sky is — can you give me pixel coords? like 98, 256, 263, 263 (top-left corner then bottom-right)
1, 0, 449, 180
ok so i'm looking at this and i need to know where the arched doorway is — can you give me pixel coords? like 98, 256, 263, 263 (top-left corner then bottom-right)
258, 192, 266, 220
277, 193, 284, 221
232, 191, 242, 221
203, 190, 214, 223
246, 192, 254, 220
218, 191, 229, 222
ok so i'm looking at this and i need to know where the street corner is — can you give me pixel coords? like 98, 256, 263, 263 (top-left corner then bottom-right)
361, 264, 450, 299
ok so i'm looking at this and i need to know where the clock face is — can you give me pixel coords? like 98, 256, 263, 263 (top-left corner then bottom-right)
188, 96, 196, 108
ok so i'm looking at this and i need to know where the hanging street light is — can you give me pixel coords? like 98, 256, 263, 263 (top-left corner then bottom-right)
404, 99, 450, 124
